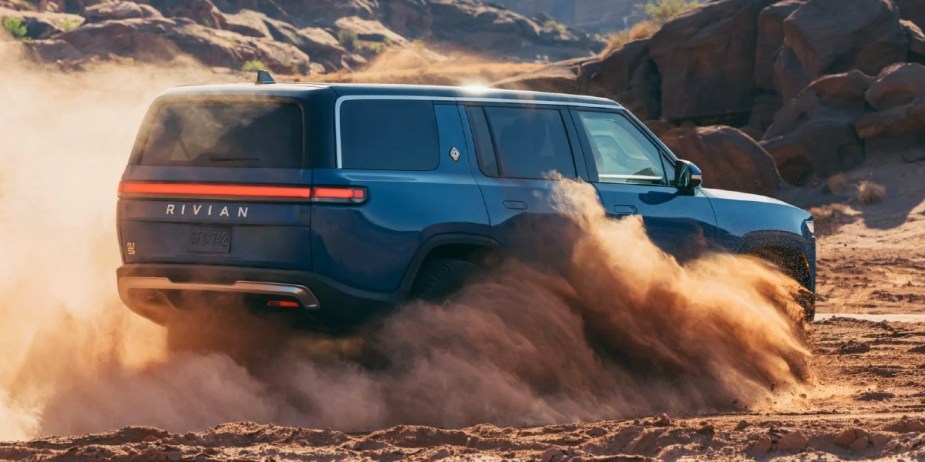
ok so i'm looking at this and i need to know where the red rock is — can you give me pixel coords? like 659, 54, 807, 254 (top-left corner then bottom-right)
649, 0, 775, 123
782, 0, 908, 80
777, 430, 809, 451
661, 125, 781, 196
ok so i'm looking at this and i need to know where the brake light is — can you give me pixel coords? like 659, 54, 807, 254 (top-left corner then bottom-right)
119, 182, 312, 199
267, 300, 300, 309
118, 182, 367, 203
311, 186, 367, 204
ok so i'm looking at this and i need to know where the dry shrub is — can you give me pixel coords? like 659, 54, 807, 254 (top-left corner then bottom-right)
809, 203, 856, 236
602, 21, 657, 56
826, 173, 846, 195
857, 180, 886, 204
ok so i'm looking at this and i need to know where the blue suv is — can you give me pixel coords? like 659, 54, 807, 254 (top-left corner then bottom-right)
117, 74, 816, 330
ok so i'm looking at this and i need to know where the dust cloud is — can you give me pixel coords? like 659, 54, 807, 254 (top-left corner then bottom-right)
0, 42, 810, 441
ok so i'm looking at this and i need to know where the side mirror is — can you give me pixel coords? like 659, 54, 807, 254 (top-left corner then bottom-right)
675, 159, 703, 193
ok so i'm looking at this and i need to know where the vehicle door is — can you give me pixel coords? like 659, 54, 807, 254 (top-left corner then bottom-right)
459, 103, 589, 266
568, 108, 718, 260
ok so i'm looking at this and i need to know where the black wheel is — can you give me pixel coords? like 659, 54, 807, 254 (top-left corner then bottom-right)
410, 259, 479, 302
751, 248, 815, 321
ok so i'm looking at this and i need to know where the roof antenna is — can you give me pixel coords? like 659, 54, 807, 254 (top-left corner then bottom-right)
255, 70, 275, 85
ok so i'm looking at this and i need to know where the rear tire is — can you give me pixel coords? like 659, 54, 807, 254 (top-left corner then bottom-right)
410, 258, 479, 302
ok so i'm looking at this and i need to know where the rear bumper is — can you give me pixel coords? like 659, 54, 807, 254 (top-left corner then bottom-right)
117, 264, 398, 326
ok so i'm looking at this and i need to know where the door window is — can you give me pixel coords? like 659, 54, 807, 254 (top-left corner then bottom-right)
340, 99, 439, 170
576, 111, 669, 185
468, 106, 576, 179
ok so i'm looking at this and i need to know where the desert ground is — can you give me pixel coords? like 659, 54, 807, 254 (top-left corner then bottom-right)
1, 156, 924, 461
3, 0, 925, 457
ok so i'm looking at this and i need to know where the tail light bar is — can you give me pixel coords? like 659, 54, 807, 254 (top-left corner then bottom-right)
119, 182, 367, 204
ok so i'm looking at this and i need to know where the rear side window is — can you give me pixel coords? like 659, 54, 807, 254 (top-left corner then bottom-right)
137, 101, 304, 168
340, 99, 439, 170
478, 106, 576, 179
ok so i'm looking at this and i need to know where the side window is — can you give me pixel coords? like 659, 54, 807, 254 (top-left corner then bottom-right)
478, 106, 576, 179
576, 111, 669, 185
340, 99, 439, 170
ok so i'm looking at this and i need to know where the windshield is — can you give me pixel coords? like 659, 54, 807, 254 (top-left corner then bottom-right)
136, 101, 304, 168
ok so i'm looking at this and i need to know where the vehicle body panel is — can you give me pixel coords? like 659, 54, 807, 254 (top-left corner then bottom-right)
116, 82, 817, 327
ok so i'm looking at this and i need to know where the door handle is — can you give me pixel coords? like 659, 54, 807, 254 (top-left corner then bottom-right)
503, 200, 528, 210
613, 205, 638, 215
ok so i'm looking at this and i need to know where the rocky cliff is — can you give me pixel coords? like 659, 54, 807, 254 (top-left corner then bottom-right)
499, 0, 925, 195
1, 0, 605, 73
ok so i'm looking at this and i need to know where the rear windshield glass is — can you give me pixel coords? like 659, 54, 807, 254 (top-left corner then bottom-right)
136, 101, 304, 168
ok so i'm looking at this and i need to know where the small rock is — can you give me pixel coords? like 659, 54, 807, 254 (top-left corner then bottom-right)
429, 447, 452, 461
540, 448, 564, 462
748, 435, 773, 454
585, 427, 606, 437
653, 413, 672, 427
696, 423, 715, 434
777, 430, 809, 452
857, 391, 894, 401
166, 451, 182, 462
735, 420, 749, 431
835, 428, 857, 447
871, 433, 891, 447
838, 340, 871, 354
849, 435, 869, 452
143, 435, 159, 443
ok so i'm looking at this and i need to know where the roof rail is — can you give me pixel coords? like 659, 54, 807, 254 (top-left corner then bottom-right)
255, 70, 275, 85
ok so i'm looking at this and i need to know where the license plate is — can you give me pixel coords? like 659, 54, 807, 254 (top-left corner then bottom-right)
188, 226, 231, 254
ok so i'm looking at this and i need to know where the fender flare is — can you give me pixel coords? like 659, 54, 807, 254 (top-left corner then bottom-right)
395, 234, 501, 298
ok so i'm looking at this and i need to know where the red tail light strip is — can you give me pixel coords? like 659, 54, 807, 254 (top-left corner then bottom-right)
119, 182, 366, 203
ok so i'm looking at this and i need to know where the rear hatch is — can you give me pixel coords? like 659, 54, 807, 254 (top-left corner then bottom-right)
118, 95, 329, 271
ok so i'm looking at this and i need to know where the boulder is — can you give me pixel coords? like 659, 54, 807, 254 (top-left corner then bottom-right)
896, 0, 925, 30
773, 46, 812, 102
334, 15, 407, 44
222, 9, 348, 71
56, 17, 311, 73
782, 0, 908, 81
865, 62, 925, 109
755, 0, 805, 91
381, 0, 432, 38
904, 19, 925, 60
747, 92, 782, 136
591, 39, 660, 120
761, 70, 874, 184
427, 0, 602, 62
223, 8, 272, 37
83, 1, 161, 23
855, 64, 925, 154
649, 0, 775, 123
22, 38, 83, 61
660, 125, 782, 196
142, 0, 228, 29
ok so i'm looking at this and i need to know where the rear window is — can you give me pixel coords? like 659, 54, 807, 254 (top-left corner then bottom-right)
137, 101, 304, 168
340, 99, 439, 170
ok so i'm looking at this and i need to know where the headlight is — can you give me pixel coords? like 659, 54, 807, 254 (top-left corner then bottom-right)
805, 219, 814, 235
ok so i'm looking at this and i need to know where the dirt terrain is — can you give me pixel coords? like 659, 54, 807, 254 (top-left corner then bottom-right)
1, 317, 924, 461
1, 159, 924, 461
